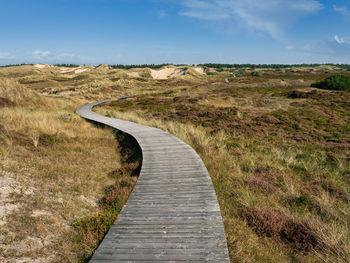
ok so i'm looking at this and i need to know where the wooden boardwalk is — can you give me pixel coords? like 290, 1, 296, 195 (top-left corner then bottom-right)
76, 98, 230, 263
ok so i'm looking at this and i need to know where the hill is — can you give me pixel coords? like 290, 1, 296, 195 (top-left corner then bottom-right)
0, 64, 349, 262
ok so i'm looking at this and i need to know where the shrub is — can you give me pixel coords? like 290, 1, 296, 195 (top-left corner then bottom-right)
241, 206, 327, 252
311, 75, 350, 92
251, 71, 262, 76
54, 64, 80, 67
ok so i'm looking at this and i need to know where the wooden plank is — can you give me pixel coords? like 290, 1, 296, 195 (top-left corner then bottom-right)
76, 98, 230, 262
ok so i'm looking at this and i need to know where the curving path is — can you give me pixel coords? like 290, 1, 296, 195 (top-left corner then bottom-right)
76, 97, 230, 263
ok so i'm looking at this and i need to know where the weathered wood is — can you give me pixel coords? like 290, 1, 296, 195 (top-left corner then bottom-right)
76, 98, 230, 262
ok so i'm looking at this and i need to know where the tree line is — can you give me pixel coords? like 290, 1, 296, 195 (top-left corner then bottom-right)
197, 63, 350, 70
1, 63, 349, 70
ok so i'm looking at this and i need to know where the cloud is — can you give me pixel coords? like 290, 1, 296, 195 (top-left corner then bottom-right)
334, 35, 350, 45
288, 35, 350, 59
32, 50, 54, 59
333, 5, 350, 16
179, 0, 323, 39
0, 50, 91, 65
32, 50, 81, 62
0, 52, 14, 60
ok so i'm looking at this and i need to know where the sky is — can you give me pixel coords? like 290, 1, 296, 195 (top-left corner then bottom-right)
0, 0, 349, 65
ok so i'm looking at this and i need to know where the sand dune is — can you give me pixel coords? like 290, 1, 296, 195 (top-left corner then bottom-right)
150, 67, 187, 79
127, 71, 141, 78
193, 67, 205, 74
34, 64, 52, 69
75, 68, 90, 74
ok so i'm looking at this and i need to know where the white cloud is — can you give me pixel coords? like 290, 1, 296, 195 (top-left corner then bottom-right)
179, 0, 323, 39
334, 35, 350, 45
288, 35, 350, 59
0, 50, 93, 65
333, 5, 350, 16
57, 53, 81, 60
32, 50, 81, 62
0, 52, 14, 59
32, 50, 54, 59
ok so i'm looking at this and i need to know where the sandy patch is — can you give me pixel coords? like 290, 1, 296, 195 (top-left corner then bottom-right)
150, 67, 187, 80
79, 195, 97, 207
6, 256, 55, 263
60, 67, 76, 74
34, 64, 52, 69
10, 237, 44, 252
75, 68, 90, 74
0, 169, 36, 226
1, 234, 56, 262
0, 173, 21, 226
127, 71, 141, 78
31, 210, 52, 218
193, 67, 205, 74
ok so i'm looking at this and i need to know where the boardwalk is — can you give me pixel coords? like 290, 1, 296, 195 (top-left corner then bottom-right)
76, 98, 230, 263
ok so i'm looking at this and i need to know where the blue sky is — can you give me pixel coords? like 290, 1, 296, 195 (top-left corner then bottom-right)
0, 0, 349, 65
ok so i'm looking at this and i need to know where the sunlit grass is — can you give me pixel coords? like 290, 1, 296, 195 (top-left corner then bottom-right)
1, 64, 349, 262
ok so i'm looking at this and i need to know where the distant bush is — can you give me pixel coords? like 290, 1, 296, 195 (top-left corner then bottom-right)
311, 75, 350, 92
207, 72, 217, 75
198, 63, 350, 70
0, 64, 33, 68
54, 64, 80, 67
251, 71, 262, 77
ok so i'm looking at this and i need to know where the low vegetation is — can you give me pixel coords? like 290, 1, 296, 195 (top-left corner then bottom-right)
109, 64, 179, 69
96, 66, 349, 263
311, 75, 350, 92
71, 130, 140, 262
0, 63, 349, 262
198, 63, 350, 70
251, 71, 262, 76
54, 64, 81, 68
0, 74, 138, 262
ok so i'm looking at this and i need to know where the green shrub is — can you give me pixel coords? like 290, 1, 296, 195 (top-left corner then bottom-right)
251, 71, 262, 77
311, 75, 350, 92
207, 72, 217, 75
54, 64, 80, 67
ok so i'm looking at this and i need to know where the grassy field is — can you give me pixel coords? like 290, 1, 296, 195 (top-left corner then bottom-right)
0, 67, 138, 262
0, 64, 349, 262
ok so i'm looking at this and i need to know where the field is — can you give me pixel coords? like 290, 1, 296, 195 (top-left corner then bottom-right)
0, 64, 349, 262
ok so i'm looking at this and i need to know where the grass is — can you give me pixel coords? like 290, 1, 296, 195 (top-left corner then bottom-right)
311, 75, 350, 92
95, 68, 349, 263
0, 63, 349, 262
96, 106, 349, 262
0, 77, 138, 262
251, 71, 262, 76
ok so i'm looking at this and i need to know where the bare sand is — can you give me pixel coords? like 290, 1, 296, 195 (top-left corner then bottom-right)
150, 67, 187, 79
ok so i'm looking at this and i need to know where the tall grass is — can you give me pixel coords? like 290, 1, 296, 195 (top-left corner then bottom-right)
0, 78, 138, 262
96, 102, 350, 263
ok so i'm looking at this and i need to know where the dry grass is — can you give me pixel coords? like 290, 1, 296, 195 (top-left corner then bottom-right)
1, 64, 349, 262
0, 76, 137, 262
96, 108, 349, 262
95, 68, 350, 263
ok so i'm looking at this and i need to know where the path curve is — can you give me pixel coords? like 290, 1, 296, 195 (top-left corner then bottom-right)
76, 97, 230, 263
